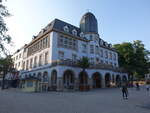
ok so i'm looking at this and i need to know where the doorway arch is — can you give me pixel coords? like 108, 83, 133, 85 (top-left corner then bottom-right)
51, 70, 57, 90
92, 72, 102, 88
105, 73, 111, 87
63, 70, 75, 89
116, 75, 121, 87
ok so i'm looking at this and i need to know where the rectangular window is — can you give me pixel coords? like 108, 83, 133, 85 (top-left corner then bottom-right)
58, 35, 78, 51
82, 44, 87, 53
90, 57, 94, 64
58, 51, 64, 60
100, 49, 103, 57
19, 54, 21, 58
45, 52, 48, 64
26, 81, 33, 87
100, 60, 104, 64
58, 35, 63, 47
73, 39, 77, 50
64, 37, 68, 48
95, 46, 99, 54
43, 38, 46, 48
105, 61, 108, 64
90, 45, 94, 54
30, 58, 33, 68
23, 62, 25, 70
45, 36, 48, 47
72, 54, 77, 61
40, 40, 42, 49
96, 58, 99, 63
26, 60, 29, 70
39, 55, 42, 66
37, 42, 39, 50
109, 52, 112, 60
16, 56, 18, 60
18, 62, 20, 67
34, 56, 37, 67
113, 53, 116, 61
69, 38, 72, 48
105, 51, 108, 59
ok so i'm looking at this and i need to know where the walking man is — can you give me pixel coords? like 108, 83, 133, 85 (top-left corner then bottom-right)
121, 84, 128, 99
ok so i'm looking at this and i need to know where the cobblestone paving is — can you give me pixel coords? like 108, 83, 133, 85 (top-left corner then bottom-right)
0, 86, 150, 113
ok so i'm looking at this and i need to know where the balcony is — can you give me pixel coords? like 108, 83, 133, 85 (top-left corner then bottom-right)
51, 59, 125, 72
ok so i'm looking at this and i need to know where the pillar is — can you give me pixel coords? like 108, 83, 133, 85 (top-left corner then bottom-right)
56, 77, 63, 91
101, 75, 105, 88
88, 78, 93, 89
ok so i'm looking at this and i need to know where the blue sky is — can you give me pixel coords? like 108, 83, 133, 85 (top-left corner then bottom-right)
4, 0, 150, 53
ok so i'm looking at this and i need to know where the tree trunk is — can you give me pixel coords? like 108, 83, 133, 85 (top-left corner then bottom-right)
1, 70, 6, 90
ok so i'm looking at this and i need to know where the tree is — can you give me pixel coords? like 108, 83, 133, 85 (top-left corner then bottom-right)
0, 3, 11, 56
78, 57, 90, 90
132, 40, 150, 78
113, 42, 135, 75
78, 56, 90, 72
0, 55, 13, 89
113, 40, 150, 80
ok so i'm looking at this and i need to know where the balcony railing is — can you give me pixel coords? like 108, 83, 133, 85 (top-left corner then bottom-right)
51, 59, 125, 72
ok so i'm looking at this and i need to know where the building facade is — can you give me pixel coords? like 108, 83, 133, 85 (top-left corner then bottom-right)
13, 12, 128, 92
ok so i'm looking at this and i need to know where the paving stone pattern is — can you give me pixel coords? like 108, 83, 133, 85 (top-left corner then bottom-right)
0, 86, 150, 113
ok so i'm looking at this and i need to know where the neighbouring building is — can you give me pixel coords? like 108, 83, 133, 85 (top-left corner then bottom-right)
12, 12, 128, 92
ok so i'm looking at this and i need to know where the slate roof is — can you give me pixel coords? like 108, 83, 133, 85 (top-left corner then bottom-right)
28, 17, 116, 51
80, 12, 98, 33
52, 19, 81, 37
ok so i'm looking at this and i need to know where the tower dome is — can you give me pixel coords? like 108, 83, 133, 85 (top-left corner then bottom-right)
80, 12, 98, 34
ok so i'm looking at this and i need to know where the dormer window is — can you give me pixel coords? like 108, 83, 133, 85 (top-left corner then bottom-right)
80, 32, 84, 37
109, 44, 112, 48
100, 40, 103, 45
105, 42, 108, 47
72, 29, 77, 36
63, 26, 69, 32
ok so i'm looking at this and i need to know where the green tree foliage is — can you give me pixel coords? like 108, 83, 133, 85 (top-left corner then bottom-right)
132, 40, 150, 78
113, 40, 150, 79
0, 55, 14, 89
0, 55, 13, 70
0, 3, 11, 56
78, 57, 90, 71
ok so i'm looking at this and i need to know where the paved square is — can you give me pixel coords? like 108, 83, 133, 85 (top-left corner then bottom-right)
0, 87, 150, 113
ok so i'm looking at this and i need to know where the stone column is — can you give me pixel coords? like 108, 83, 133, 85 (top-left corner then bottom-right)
101, 76, 105, 88
88, 78, 93, 89
57, 77, 63, 91
74, 78, 79, 91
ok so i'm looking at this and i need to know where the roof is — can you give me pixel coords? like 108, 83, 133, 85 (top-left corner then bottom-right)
53, 19, 82, 37
25, 17, 116, 51
80, 12, 98, 33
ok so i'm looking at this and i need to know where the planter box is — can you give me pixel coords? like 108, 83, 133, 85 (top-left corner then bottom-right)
79, 85, 90, 91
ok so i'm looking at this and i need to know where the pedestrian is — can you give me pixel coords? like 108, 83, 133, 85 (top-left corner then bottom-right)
136, 82, 140, 91
146, 84, 149, 91
121, 84, 128, 99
